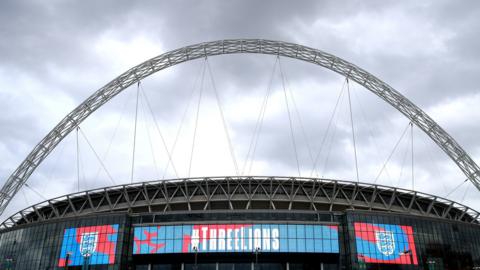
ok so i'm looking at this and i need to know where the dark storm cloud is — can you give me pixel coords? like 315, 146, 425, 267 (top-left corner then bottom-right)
1, 0, 480, 218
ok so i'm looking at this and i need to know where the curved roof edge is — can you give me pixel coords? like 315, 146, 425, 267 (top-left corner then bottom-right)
1, 176, 479, 229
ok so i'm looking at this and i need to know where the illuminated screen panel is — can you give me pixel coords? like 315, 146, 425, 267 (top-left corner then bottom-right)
133, 224, 339, 254
354, 222, 418, 265
58, 224, 119, 266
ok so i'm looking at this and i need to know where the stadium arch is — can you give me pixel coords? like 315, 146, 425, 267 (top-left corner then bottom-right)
1, 39, 478, 217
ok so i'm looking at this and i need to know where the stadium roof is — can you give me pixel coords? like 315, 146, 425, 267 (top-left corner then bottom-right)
1, 176, 479, 229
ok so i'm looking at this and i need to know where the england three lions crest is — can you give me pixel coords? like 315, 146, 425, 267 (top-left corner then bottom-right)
375, 230, 395, 256
79, 232, 98, 257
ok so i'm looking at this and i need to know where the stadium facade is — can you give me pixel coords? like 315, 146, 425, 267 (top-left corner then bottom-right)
0, 176, 479, 270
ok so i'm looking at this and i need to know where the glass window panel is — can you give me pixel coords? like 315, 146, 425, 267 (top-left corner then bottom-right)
174, 226, 183, 240
296, 225, 305, 239
313, 238, 322, 253
305, 237, 314, 253
313, 225, 322, 239
288, 237, 296, 252
166, 226, 174, 240
296, 237, 306, 253
288, 225, 296, 239
305, 225, 314, 239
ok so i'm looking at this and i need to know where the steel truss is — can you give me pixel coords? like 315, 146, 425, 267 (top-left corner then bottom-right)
1, 176, 479, 229
1, 39, 479, 217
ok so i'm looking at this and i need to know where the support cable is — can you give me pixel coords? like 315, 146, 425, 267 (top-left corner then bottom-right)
76, 126, 80, 192
321, 89, 345, 178
162, 61, 206, 179
279, 58, 317, 176
130, 82, 140, 183
24, 183, 48, 201
411, 122, 415, 190
346, 78, 360, 182
351, 83, 394, 182
278, 56, 301, 176
445, 178, 468, 198
93, 88, 134, 181
461, 182, 470, 203
188, 59, 207, 177
78, 127, 116, 185
21, 189, 30, 206
139, 94, 161, 179
374, 122, 411, 183
140, 86, 180, 179
310, 79, 346, 177
243, 57, 278, 175
206, 58, 240, 176
396, 134, 411, 188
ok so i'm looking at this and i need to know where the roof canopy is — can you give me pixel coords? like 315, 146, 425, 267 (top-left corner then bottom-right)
2, 176, 478, 229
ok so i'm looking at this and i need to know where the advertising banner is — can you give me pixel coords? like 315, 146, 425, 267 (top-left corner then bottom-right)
354, 222, 418, 265
58, 224, 119, 266
134, 224, 339, 254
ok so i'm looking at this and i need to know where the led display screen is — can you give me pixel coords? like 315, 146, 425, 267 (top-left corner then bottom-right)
354, 222, 418, 265
134, 224, 339, 254
58, 224, 119, 266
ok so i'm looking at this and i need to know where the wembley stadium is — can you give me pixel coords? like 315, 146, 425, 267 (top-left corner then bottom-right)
1, 39, 480, 270
1, 176, 480, 269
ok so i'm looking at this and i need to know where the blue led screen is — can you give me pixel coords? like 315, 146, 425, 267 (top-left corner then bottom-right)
133, 223, 339, 254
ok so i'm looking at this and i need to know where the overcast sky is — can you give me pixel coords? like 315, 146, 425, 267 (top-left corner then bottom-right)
1, 0, 480, 220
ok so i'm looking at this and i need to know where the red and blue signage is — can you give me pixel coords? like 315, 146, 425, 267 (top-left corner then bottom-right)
134, 224, 339, 254
354, 222, 418, 265
58, 224, 119, 266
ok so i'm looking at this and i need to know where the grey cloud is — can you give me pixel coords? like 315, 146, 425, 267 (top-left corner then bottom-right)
1, 0, 480, 216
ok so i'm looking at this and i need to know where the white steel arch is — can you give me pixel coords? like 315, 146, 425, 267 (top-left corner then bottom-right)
1, 39, 479, 217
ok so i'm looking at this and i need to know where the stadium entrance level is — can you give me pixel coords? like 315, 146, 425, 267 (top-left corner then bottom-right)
133, 253, 340, 270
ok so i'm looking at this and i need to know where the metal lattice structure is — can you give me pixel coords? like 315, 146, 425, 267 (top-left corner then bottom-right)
1, 39, 479, 218
1, 176, 479, 229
